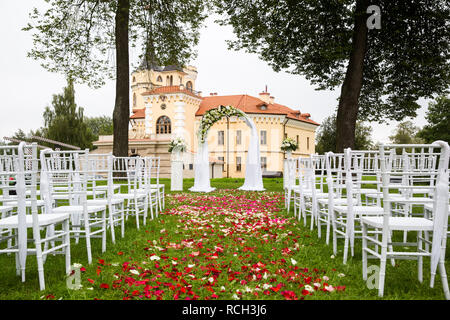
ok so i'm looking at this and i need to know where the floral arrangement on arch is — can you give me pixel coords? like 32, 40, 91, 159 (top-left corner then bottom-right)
198, 105, 245, 143
168, 137, 187, 153
281, 137, 298, 152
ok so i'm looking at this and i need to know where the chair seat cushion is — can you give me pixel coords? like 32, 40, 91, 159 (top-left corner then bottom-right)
358, 189, 381, 195
0, 206, 14, 213
51, 190, 106, 200
389, 195, 433, 204
113, 193, 147, 200
302, 192, 328, 199
317, 198, 358, 205
361, 217, 433, 231
148, 184, 164, 188
86, 198, 124, 206
95, 185, 120, 192
0, 213, 70, 228
137, 189, 159, 194
1, 199, 46, 207
52, 205, 106, 214
424, 203, 450, 211
334, 205, 384, 214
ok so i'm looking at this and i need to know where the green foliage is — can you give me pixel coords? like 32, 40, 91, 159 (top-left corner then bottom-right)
85, 116, 114, 141
214, 0, 450, 123
43, 80, 96, 150
4, 128, 46, 146
23, 0, 209, 88
417, 96, 450, 144
316, 114, 374, 154
388, 120, 423, 145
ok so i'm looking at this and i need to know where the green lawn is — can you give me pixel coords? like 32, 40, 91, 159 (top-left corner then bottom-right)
0, 178, 448, 300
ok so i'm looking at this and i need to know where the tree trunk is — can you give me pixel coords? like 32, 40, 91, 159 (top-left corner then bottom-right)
336, 0, 368, 152
113, 0, 130, 157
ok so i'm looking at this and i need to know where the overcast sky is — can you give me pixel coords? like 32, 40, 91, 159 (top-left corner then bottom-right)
0, 1, 429, 144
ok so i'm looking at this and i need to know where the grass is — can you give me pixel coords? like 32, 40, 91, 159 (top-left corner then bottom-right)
0, 178, 448, 300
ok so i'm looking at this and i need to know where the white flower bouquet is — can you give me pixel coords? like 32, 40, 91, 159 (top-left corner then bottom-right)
281, 137, 298, 152
168, 138, 187, 153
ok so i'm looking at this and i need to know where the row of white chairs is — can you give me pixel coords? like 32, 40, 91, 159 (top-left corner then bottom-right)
0, 143, 164, 290
284, 141, 450, 299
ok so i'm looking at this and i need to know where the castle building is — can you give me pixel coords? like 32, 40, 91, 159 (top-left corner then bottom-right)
94, 64, 320, 178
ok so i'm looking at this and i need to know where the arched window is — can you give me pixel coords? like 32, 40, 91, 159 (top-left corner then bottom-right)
166, 76, 170, 86
170, 75, 173, 86
157, 75, 163, 82
156, 116, 171, 134
133, 93, 136, 107
132, 76, 136, 83
186, 81, 193, 91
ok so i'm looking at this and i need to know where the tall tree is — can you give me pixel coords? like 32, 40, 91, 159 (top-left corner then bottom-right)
388, 120, 423, 145
214, 0, 450, 152
417, 96, 450, 144
24, 0, 207, 156
43, 79, 95, 149
85, 115, 114, 139
315, 114, 374, 154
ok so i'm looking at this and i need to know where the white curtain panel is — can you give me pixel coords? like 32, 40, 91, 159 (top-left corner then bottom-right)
189, 138, 215, 193
238, 114, 265, 191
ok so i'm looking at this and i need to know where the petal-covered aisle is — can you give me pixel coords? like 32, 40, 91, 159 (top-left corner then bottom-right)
84, 191, 346, 300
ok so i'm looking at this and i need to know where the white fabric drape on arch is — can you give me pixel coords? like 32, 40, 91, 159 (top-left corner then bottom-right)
189, 112, 264, 192
189, 137, 216, 192
238, 114, 265, 191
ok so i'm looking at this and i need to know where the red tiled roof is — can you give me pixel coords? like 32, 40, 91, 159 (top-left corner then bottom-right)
141, 85, 200, 98
130, 92, 319, 126
130, 108, 145, 119
196, 94, 319, 126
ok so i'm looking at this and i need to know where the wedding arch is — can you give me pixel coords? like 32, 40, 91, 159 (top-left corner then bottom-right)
189, 105, 265, 192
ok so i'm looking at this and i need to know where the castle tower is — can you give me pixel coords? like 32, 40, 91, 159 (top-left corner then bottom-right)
129, 63, 202, 149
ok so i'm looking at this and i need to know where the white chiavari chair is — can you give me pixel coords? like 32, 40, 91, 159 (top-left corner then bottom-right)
0, 143, 71, 290
284, 157, 298, 213
317, 152, 356, 244
112, 156, 148, 229
387, 149, 438, 243
139, 157, 161, 219
361, 141, 450, 299
83, 153, 126, 243
301, 155, 328, 230
293, 156, 312, 224
144, 157, 164, 212
331, 149, 384, 264
40, 149, 107, 264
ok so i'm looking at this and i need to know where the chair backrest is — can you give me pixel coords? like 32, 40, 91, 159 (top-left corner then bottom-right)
379, 141, 449, 278
141, 156, 160, 190
284, 157, 297, 188
0, 145, 20, 199
112, 156, 142, 195
379, 142, 448, 223
400, 148, 439, 196
312, 154, 327, 193
325, 152, 345, 201
82, 153, 113, 199
344, 149, 382, 206
0, 143, 38, 269
40, 149, 88, 207
297, 156, 320, 191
